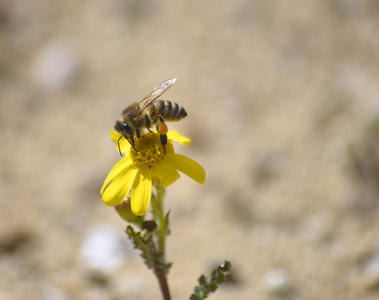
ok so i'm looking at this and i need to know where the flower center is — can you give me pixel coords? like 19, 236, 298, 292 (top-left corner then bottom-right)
130, 132, 174, 168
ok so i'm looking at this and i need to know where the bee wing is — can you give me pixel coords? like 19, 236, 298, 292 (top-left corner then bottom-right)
136, 78, 177, 115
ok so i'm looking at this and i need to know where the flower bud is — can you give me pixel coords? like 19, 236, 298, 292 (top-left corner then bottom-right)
142, 220, 157, 232
115, 197, 144, 224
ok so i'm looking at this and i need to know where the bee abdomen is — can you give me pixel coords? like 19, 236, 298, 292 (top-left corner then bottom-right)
153, 100, 187, 121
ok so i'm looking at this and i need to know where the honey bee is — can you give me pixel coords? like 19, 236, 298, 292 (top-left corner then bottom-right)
114, 78, 187, 155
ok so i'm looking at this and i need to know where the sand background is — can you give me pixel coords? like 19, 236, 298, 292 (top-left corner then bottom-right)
1, 0, 379, 299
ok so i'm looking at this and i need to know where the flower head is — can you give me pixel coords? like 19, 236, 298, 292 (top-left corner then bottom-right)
101, 130, 205, 216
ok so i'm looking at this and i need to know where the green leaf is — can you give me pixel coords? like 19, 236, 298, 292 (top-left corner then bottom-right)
189, 261, 231, 300
125, 225, 172, 274
125, 225, 154, 269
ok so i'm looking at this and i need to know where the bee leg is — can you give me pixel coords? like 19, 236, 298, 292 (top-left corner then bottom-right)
160, 134, 167, 154
155, 115, 168, 154
136, 128, 141, 139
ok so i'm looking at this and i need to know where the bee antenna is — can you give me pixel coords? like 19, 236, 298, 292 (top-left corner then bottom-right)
117, 136, 123, 157
129, 141, 138, 153
119, 135, 139, 153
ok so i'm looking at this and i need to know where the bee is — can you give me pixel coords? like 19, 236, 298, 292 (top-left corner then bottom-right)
114, 78, 187, 155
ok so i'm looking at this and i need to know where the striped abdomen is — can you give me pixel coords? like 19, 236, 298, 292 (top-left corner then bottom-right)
150, 100, 187, 121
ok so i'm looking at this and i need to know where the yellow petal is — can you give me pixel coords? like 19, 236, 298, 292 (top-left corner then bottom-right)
167, 130, 191, 145
152, 158, 181, 188
110, 131, 131, 153
100, 157, 132, 194
165, 153, 206, 184
131, 166, 152, 216
102, 166, 138, 206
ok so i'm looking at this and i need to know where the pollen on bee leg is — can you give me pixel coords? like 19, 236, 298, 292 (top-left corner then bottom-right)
158, 122, 168, 135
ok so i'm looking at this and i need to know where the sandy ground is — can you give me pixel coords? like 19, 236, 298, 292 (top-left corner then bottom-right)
1, 0, 379, 299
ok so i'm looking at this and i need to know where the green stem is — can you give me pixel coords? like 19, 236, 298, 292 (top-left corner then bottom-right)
150, 183, 171, 300
154, 264, 171, 300
156, 185, 167, 254
125, 225, 171, 300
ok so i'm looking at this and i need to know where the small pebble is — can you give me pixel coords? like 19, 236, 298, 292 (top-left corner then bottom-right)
263, 268, 291, 296
79, 225, 134, 275
43, 285, 66, 300
361, 251, 379, 290
31, 39, 79, 92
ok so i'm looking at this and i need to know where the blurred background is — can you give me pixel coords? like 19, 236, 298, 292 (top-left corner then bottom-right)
1, 0, 379, 299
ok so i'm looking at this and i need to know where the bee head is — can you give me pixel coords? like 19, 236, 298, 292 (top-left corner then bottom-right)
114, 121, 138, 154
115, 121, 134, 136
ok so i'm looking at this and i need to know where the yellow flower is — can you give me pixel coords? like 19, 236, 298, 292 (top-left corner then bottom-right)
101, 130, 206, 216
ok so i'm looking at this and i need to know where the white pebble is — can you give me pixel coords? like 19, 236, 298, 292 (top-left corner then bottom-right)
361, 251, 379, 289
31, 39, 79, 92
263, 268, 291, 296
79, 225, 133, 275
